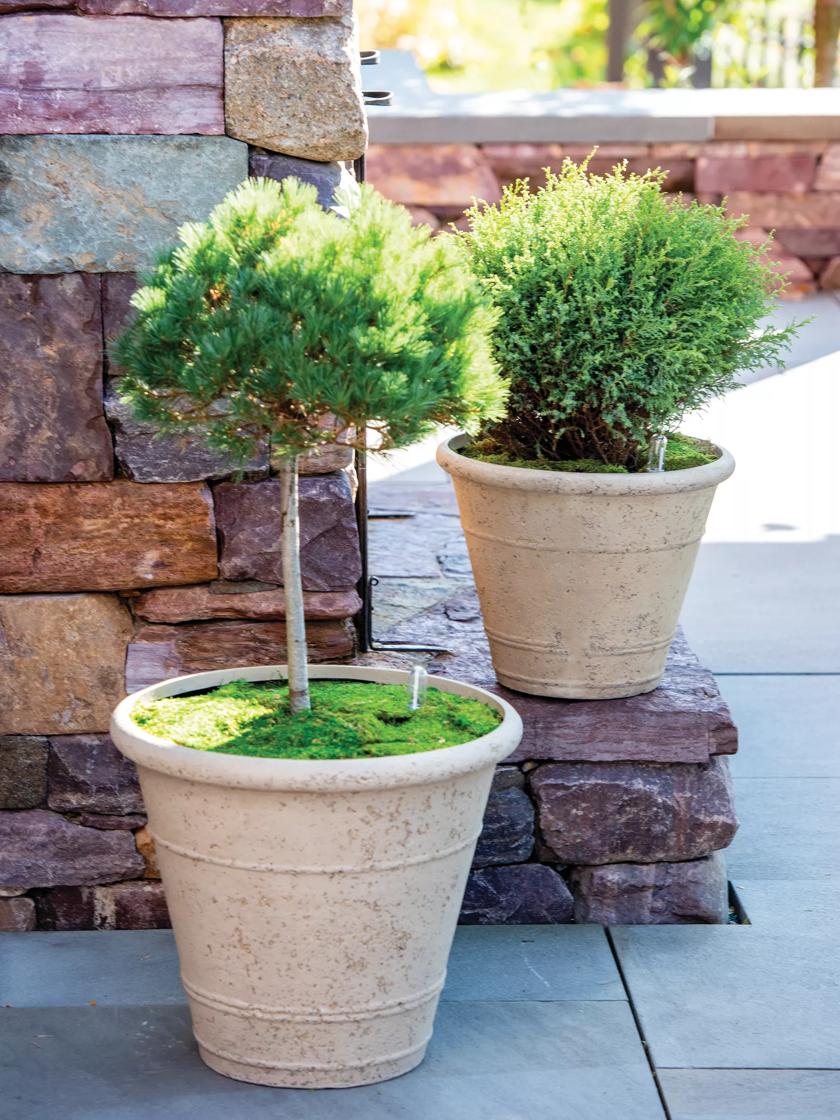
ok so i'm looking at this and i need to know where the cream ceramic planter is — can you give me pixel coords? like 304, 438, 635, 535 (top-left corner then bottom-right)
110, 664, 522, 1088
437, 435, 735, 700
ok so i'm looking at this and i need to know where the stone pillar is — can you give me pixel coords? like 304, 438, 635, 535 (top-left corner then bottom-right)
0, 0, 366, 928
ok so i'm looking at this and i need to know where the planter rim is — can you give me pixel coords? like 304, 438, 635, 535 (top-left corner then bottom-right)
110, 664, 523, 792
437, 433, 735, 495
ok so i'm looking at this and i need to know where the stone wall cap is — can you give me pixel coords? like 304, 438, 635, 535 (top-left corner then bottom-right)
368, 53, 840, 144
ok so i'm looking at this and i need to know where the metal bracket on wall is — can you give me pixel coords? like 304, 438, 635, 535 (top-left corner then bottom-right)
351, 56, 446, 655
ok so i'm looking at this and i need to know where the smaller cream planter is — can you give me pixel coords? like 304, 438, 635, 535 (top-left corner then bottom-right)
110, 664, 522, 1089
437, 435, 735, 700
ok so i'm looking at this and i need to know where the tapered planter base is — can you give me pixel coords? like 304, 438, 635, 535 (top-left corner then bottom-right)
438, 435, 735, 700
111, 664, 522, 1088
198, 1043, 428, 1089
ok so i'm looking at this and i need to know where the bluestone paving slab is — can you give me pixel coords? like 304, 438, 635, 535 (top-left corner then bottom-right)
727, 777, 840, 880
721, 675, 840, 778
681, 540, 840, 673
612, 882, 840, 1068
659, 1069, 840, 1119
0, 925, 624, 1008
444, 924, 624, 1001
0, 930, 181, 1008
0, 1001, 664, 1120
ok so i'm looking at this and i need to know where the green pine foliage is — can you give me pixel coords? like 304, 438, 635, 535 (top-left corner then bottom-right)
460, 159, 799, 469
114, 177, 508, 462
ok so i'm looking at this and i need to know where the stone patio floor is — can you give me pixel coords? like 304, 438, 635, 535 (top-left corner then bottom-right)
2, 295, 839, 1118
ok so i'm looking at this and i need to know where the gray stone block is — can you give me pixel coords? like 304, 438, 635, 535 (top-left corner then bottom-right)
0, 135, 248, 273
472, 785, 534, 868
460, 863, 574, 924
47, 735, 143, 815
0, 809, 144, 888
531, 756, 738, 865
249, 149, 359, 214
0, 736, 48, 809
573, 852, 729, 924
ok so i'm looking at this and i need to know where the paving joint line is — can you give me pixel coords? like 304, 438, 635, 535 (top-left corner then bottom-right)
604, 927, 673, 1120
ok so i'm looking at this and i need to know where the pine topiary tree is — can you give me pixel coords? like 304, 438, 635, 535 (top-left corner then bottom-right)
460, 159, 799, 470
115, 177, 507, 713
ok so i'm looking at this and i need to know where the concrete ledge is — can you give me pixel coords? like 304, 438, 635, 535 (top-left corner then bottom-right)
367, 51, 840, 145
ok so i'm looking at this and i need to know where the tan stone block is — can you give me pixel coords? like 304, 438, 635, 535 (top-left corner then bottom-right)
0, 481, 218, 593
0, 594, 132, 734
725, 192, 840, 228
134, 825, 160, 879
224, 14, 367, 160
816, 145, 840, 190
366, 144, 500, 216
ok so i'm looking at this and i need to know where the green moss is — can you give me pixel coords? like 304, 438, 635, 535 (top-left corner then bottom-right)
130, 679, 502, 761
462, 432, 719, 474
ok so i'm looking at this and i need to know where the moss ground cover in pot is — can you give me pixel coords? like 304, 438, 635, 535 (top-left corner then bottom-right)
439, 158, 801, 700
130, 678, 502, 759
110, 178, 515, 1086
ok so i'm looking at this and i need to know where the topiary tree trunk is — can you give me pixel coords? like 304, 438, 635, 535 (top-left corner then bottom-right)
278, 456, 310, 714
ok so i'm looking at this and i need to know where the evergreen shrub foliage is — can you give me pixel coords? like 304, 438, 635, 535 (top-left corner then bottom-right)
460, 159, 798, 469
114, 177, 508, 461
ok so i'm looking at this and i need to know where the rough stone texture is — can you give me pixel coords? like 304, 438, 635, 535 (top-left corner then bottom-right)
125, 619, 356, 691
774, 229, 840, 257
32, 880, 170, 929
815, 144, 840, 190
0, 737, 49, 809
0, 135, 248, 273
572, 853, 729, 925
224, 15, 367, 161
77, 813, 146, 831
366, 144, 501, 217
47, 736, 143, 815
472, 786, 535, 868
96, 880, 170, 929
249, 148, 359, 214
0, 15, 223, 135
101, 272, 137, 354
530, 756, 738, 866
78, 0, 347, 12
726, 192, 840, 228
383, 593, 737, 764
0, 897, 36, 931
696, 155, 816, 193
0, 274, 113, 482
0, 594, 132, 735
133, 583, 361, 622
819, 256, 840, 288
215, 475, 361, 590
32, 885, 95, 930
134, 826, 160, 879
105, 387, 269, 482
460, 864, 574, 925
491, 765, 525, 792
297, 443, 355, 474
0, 481, 217, 593
0, 810, 143, 888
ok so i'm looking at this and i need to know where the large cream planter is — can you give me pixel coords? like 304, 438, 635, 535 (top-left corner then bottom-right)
437, 434, 735, 700
111, 663, 522, 1088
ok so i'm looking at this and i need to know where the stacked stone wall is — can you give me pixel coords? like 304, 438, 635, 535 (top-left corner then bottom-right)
0, 0, 367, 929
367, 140, 840, 295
